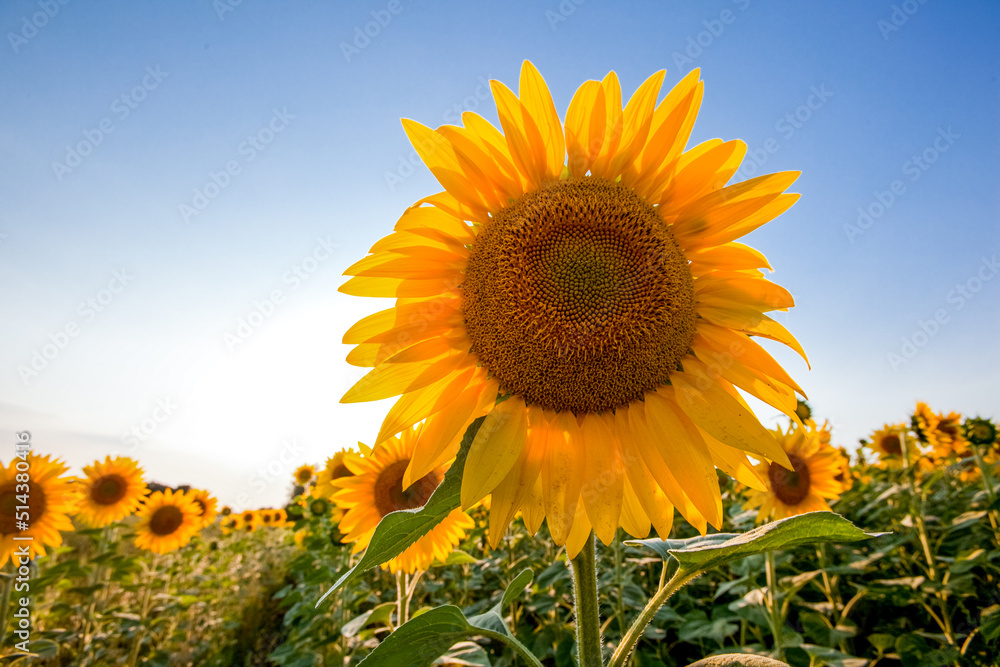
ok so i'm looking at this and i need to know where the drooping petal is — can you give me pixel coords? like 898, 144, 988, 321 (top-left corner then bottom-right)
461, 396, 529, 509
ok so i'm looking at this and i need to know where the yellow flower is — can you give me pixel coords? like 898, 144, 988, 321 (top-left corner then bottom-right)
220, 505, 233, 517
913, 403, 967, 460
75, 456, 148, 527
185, 488, 218, 528
293, 528, 307, 548
744, 424, 846, 522
294, 464, 317, 487
220, 516, 240, 533
338, 62, 806, 557
272, 508, 288, 527
239, 509, 258, 529
134, 489, 201, 553
866, 423, 919, 468
315, 450, 356, 500
333, 427, 474, 573
0, 454, 76, 566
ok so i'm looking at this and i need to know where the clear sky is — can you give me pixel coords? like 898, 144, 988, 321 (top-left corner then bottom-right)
2, 0, 997, 511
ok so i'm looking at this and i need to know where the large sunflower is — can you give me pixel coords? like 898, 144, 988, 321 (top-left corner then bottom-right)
0, 455, 76, 566
333, 427, 474, 573
134, 489, 202, 554
744, 424, 846, 522
340, 62, 806, 557
186, 488, 218, 528
75, 456, 148, 527
314, 450, 356, 500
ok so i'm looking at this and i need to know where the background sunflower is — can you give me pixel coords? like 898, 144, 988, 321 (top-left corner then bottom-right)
744, 423, 848, 522
186, 488, 218, 528
134, 489, 202, 554
333, 426, 474, 573
314, 450, 356, 500
75, 455, 148, 527
339, 61, 807, 556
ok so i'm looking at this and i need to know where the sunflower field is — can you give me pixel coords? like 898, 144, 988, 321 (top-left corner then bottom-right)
2, 402, 999, 666
4, 61, 998, 667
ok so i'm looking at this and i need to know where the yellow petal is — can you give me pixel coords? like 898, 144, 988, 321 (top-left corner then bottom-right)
643, 390, 723, 528
743, 315, 810, 368
579, 413, 624, 545
375, 368, 475, 445
401, 119, 490, 217
619, 476, 651, 539
519, 61, 565, 181
342, 350, 471, 403
543, 410, 583, 544
609, 70, 666, 176
590, 71, 623, 178
488, 404, 548, 548
565, 79, 606, 178
564, 502, 593, 559
461, 396, 529, 509
491, 79, 546, 187
669, 368, 791, 469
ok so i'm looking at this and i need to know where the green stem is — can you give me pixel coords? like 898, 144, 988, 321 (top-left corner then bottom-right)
608, 567, 697, 667
612, 530, 626, 639
765, 550, 784, 659
0, 565, 13, 647
569, 532, 603, 667
970, 444, 1000, 547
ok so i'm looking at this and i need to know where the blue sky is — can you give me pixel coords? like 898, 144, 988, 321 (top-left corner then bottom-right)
1, 0, 997, 510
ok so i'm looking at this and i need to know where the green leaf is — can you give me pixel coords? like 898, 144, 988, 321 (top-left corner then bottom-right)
359, 569, 539, 667
631, 513, 884, 574
317, 417, 483, 607
342, 602, 396, 638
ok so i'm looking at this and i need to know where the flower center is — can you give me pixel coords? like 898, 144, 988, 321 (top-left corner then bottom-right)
296, 469, 313, 484
463, 177, 696, 413
768, 454, 811, 505
91, 474, 128, 506
373, 460, 442, 518
150, 505, 184, 536
0, 482, 48, 535
881, 434, 902, 456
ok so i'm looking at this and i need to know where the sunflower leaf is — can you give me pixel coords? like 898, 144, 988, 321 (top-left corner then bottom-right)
317, 417, 484, 606
358, 569, 540, 667
627, 513, 886, 575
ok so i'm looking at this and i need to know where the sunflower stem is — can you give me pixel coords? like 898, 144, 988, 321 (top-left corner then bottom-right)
765, 549, 785, 659
608, 565, 697, 667
569, 531, 603, 667
0, 563, 13, 648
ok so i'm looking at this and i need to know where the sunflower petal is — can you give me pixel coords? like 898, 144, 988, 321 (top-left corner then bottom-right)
461, 396, 529, 509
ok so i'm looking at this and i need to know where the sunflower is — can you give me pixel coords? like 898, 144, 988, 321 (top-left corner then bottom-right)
866, 423, 919, 468
294, 464, 317, 487
744, 424, 846, 522
0, 455, 77, 567
220, 505, 232, 517
186, 488, 218, 528
220, 516, 240, 534
75, 456, 148, 527
333, 426, 475, 573
134, 489, 202, 553
307, 495, 331, 518
239, 509, 257, 528
314, 450, 356, 500
293, 528, 308, 548
339, 62, 806, 556
913, 403, 968, 460
272, 508, 288, 527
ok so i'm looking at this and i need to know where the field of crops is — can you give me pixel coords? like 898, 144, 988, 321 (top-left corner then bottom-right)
2, 402, 998, 666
